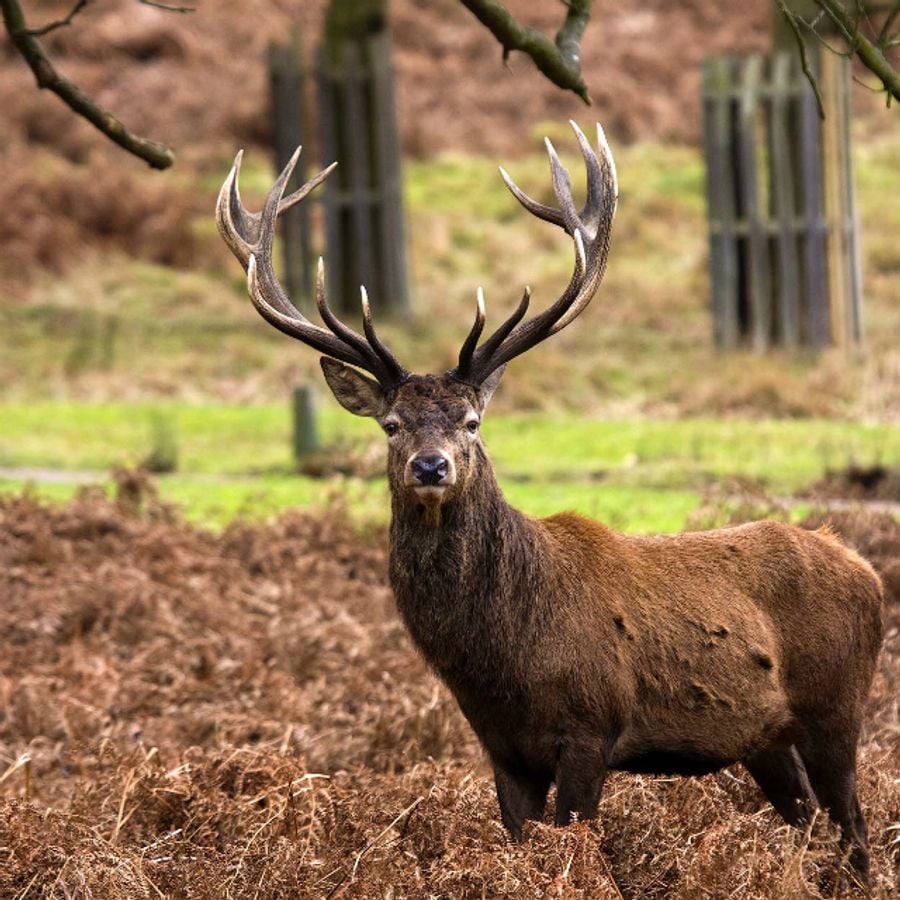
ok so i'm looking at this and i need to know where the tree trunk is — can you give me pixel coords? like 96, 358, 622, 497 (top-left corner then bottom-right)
325, 0, 387, 62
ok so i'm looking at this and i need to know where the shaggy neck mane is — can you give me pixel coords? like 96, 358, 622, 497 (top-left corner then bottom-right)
388, 444, 547, 691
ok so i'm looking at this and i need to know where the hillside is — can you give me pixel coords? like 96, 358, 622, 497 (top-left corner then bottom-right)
0, 1, 770, 280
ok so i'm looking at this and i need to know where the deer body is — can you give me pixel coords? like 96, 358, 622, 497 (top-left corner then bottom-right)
217, 125, 884, 880
383, 375, 882, 866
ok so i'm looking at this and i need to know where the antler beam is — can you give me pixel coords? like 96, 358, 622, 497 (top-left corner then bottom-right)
450, 120, 617, 386
216, 147, 408, 389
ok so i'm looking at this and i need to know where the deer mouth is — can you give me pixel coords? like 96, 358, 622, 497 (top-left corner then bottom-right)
412, 484, 449, 502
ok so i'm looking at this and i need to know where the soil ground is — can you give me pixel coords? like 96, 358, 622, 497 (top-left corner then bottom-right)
0, 481, 897, 898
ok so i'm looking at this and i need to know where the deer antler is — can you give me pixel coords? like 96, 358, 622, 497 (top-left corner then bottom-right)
451, 121, 617, 386
216, 147, 408, 389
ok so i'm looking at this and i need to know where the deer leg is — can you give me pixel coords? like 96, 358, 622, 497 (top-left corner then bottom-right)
743, 746, 817, 827
554, 745, 608, 827
494, 766, 551, 841
796, 731, 870, 882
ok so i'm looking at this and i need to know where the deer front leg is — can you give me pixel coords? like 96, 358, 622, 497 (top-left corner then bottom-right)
494, 766, 551, 841
554, 743, 608, 827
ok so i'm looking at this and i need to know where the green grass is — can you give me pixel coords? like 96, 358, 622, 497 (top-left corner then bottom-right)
0, 401, 895, 531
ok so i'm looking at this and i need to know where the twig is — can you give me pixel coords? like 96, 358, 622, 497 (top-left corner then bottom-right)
776, 0, 827, 117
0, 0, 175, 169
26, 0, 89, 36
326, 796, 424, 898
0, 752, 31, 786
598, 851, 626, 900
138, 0, 195, 12
459, 0, 593, 103
110, 768, 137, 845
879, 1, 900, 44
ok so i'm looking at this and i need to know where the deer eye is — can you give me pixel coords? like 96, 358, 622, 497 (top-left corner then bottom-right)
466, 419, 479, 434
383, 422, 400, 437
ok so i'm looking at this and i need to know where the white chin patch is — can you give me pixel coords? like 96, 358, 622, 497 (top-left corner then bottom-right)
413, 485, 448, 502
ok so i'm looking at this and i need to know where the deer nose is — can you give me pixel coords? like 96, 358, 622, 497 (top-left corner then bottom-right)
411, 454, 450, 486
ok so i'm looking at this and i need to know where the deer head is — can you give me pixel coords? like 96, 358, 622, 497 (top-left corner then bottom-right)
216, 122, 617, 522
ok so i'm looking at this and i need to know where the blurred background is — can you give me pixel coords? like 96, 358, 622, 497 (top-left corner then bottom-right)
0, 0, 896, 529
0, 4, 898, 895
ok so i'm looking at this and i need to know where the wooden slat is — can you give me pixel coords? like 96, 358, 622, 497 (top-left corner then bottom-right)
702, 57, 739, 349
736, 54, 771, 350
767, 53, 801, 347
797, 65, 830, 347
369, 30, 409, 314
821, 49, 848, 349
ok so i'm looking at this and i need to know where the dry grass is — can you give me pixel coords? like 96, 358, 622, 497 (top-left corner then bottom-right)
0, 483, 897, 898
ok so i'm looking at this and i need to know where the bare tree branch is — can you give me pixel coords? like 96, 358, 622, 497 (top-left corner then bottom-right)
0, 0, 174, 168
459, 0, 593, 103
137, 0, 195, 12
815, 0, 900, 102
26, 0, 89, 37
776, 0, 827, 115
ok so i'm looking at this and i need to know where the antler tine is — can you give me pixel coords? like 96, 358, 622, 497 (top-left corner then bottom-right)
463, 287, 530, 372
498, 166, 566, 229
449, 123, 617, 386
544, 137, 581, 236
216, 150, 255, 268
456, 287, 487, 376
360, 286, 408, 384
218, 147, 408, 388
313, 259, 388, 379
279, 161, 338, 215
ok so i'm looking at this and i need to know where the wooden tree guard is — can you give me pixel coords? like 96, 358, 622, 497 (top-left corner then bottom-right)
267, 31, 409, 316
702, 53, 862, 351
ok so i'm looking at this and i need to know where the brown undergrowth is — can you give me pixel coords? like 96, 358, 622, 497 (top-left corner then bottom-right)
0, 484, 897, 898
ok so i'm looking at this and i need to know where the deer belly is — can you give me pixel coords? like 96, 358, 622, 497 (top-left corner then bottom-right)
610, 647, 794, 767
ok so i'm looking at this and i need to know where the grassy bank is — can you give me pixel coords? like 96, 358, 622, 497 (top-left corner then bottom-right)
1, 402, 895, 530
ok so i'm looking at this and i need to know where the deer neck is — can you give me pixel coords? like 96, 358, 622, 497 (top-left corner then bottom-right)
388, 450, 545, 688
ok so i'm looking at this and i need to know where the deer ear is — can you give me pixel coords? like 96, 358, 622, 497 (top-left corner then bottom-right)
320, 358, 386, 418
477, 365, 505, 410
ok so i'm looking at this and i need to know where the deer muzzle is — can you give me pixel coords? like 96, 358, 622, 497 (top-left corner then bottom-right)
406, 452, 456, 501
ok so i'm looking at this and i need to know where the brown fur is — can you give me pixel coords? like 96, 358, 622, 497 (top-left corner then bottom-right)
323, 369, 884, 881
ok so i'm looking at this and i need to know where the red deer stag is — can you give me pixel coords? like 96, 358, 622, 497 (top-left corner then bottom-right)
216, 123, 883, 880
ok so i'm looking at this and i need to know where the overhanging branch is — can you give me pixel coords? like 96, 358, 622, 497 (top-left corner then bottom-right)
815, 0, 900, 103
26, 0, 89, 37
459, 0, 593, 103
0, 0, 175, 168
776, 0, 827, 115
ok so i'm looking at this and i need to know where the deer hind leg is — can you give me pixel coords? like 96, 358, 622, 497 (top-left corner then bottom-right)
743, 746, 816, 827
796, 729, 870, 882
494, 766, 551, 841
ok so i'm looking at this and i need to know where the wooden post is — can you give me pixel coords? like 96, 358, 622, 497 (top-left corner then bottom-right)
767, 53, 801, 348
292, 385, 320, 461
821, 50, 863, 351
736, 55, 771, 351
703, 57, 739, 349
797, 65, 831, 347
